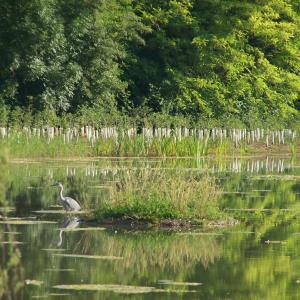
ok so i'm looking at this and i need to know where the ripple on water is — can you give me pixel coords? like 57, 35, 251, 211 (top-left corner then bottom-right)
53, 284, 198, 294
52, 254, 124, 260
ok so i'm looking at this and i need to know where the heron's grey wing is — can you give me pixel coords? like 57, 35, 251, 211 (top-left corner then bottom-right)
61, 216, 80, 229
65, 197, 81, 211
67, 217, 80, 228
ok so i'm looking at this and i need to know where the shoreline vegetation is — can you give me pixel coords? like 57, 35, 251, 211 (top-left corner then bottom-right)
0, 126, 298, 158
95, 170, 225, 226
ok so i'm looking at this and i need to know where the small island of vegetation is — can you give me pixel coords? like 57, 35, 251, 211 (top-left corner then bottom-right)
96, 170, 227, 227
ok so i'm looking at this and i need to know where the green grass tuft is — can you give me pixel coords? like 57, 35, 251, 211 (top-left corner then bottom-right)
97, 170, 222, 222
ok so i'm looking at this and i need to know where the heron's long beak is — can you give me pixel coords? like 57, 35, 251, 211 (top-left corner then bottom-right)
51, 183, 57, 187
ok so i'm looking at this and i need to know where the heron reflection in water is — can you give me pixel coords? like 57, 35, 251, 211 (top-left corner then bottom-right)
52, 182, 81, 211
57, 216, 80, 247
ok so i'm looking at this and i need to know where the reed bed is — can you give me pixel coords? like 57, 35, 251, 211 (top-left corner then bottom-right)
97, 170, 221, 221
0, 126, 297, 157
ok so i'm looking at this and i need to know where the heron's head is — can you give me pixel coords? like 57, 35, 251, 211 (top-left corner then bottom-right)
52, 182, 63, 188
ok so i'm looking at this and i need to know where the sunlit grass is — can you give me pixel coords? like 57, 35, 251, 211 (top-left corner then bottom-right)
97, 169, 222, 222
0, 132, 241, 158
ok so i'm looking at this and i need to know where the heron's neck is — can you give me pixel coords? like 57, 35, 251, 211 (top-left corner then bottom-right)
57, 230, 63, 247
59, 186, 65, 200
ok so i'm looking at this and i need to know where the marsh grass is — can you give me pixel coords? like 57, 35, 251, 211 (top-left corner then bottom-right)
94, 136, 204, 157
0, 132, 240, 158
98, 170, 222, 221
0, 134, 92, 158
289, 140, 298, 157
214, 139, 233, 156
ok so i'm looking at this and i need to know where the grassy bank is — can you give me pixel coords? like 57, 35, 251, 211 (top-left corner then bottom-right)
95, 170, 227, 225
0, 135, 205, 158
0, 128, 297, 158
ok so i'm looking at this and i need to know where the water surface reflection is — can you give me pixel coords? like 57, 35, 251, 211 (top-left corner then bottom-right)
1, 156, 300, 299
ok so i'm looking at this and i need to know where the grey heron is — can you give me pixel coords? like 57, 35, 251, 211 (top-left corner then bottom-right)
57, 216, 80, 246
52, 182, 81, 212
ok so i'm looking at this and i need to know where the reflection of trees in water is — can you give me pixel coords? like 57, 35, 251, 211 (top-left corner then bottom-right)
71, 231, 221, 282
221, 174, 300, 213
0, 226, 23, 300
205, 224, 296, 300
11, 222, 222, 299
200, 172, 300, 299
221, 173, 300, 239
3, 159, 300, 299
0, 154, 23, 299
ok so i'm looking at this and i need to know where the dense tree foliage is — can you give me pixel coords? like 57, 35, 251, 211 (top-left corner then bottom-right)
0, 0, 300, 127
0, 0, 143, 123
128, 0, 300, 126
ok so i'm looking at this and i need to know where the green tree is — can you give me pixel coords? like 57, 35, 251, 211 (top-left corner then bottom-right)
0, 0, 143, 118
127, 0, 300, 126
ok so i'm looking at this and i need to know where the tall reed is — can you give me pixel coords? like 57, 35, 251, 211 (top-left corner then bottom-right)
97, 169, 221, 221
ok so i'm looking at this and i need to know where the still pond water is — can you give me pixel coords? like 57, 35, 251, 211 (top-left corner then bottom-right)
1, 156, 300, 299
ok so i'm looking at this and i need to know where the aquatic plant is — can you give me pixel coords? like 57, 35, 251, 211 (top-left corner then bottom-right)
97, 169, 222, 221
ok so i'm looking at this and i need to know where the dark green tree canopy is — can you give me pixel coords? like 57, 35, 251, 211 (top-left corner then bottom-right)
128, 0, 300, 126
0, 0, 300, 127
0, 0, 142, 115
